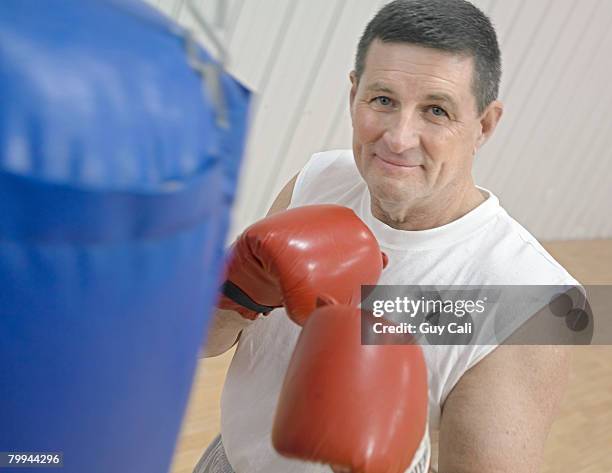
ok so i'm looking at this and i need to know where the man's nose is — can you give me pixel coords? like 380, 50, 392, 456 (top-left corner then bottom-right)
382, 110, 420, 154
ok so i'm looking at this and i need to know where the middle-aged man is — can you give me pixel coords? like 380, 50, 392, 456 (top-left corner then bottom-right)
196, 1, 580, 472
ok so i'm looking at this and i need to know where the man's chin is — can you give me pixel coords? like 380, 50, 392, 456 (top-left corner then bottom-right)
369, 183, 423, 207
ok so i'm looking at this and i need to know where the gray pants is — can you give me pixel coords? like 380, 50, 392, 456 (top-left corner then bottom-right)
192, 434, 235, 473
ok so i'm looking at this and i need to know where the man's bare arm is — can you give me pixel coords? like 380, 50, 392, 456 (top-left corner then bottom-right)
437, 345, 570, 472
200, 173, 298, 358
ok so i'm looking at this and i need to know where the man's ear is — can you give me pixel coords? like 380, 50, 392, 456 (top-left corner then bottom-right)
349, 71, 359, 118
475, 100, 503, 153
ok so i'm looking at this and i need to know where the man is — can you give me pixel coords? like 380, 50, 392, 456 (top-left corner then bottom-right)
197, 1, 578, 471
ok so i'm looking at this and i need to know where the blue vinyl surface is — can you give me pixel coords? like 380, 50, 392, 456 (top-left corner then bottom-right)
0, 1, 250, 471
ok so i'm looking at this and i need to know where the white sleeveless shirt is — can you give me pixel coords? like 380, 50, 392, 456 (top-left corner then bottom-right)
220, 149, 579, 473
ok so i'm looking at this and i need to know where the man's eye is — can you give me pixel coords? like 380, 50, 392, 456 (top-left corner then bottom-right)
373, 96, 393, 107
430, 106, 448, 117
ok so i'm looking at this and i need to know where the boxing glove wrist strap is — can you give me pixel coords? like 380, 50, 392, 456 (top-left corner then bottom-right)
221, 280, 275, 315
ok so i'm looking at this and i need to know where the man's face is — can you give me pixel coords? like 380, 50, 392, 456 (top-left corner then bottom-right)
350, 40, 498, 211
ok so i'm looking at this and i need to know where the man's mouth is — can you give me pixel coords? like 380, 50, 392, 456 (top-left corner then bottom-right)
374, 154, 422, 169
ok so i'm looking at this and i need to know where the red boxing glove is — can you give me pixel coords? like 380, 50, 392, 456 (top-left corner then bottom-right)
218, 205, 388, 325
272, 302, 429, 473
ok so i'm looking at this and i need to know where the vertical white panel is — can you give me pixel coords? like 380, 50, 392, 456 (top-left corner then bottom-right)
469, 0, 493, 15
224, 0, 294, 92
225, 0, 245, 41
484, 0, 576, 191
231, 0, 345, 225
481, 0, 553, 180
522, 3, 612, 238
512, 0, 608, 238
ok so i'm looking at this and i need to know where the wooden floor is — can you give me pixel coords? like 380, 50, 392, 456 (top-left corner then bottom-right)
170, 240, 612, 473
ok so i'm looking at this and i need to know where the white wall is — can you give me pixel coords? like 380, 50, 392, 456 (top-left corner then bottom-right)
147, 0, 612, 241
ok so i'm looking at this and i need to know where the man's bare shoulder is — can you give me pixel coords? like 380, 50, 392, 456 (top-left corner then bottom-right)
438, 345, 570, 472
267, 173, 298, 216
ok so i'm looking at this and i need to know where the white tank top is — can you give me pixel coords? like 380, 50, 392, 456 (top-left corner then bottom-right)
221, 149, 579, 473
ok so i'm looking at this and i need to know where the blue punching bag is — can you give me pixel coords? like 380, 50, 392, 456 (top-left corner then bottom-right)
0, 1, 250, 472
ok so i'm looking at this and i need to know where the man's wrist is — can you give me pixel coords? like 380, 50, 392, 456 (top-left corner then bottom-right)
201, 308, 254, 357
